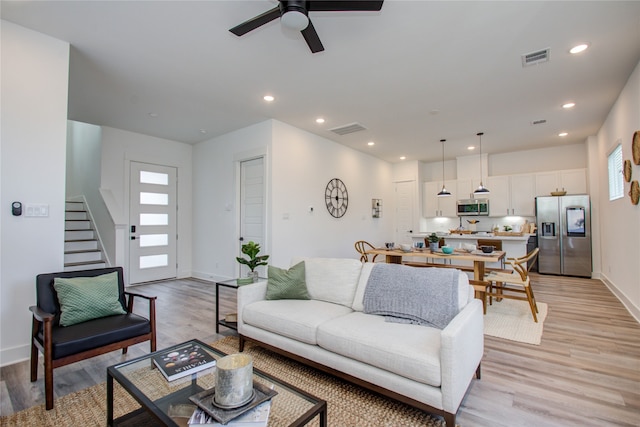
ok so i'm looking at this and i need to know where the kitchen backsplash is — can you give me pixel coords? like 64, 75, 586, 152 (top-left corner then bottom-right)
420, 216, 536, 234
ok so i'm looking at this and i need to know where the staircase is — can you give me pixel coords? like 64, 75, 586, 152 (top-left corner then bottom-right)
64, 201, 107, 271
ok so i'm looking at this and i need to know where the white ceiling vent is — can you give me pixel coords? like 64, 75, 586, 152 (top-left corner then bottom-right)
329, 122, 366, 136
522, 48, 550, 67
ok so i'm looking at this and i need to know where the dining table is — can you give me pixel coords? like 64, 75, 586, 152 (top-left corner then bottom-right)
365, 248, 506, 282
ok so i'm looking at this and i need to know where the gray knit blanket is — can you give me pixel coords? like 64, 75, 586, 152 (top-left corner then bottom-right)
363, 263, 460, 329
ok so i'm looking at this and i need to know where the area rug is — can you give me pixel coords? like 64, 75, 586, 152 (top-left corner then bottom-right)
483, 299, 548, 345
1, 336, 450, 427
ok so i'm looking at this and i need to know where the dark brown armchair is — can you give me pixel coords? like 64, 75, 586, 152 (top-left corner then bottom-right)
29, 267, 156, 409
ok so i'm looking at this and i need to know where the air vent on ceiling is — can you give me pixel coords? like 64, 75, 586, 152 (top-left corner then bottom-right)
329, 122, 366, 136
522, 48, 550, 67
531, 119, 547, 125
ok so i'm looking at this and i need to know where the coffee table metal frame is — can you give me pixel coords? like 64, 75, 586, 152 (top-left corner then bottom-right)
107, 339, 327, 427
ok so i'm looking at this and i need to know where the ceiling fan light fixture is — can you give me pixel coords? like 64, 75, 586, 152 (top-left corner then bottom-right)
281, 10, 309, 31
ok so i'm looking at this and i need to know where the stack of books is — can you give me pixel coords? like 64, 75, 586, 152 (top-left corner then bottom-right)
188, 401, 271, 426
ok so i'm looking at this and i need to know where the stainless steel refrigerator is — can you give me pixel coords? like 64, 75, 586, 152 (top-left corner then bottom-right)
535, 195, 592, 277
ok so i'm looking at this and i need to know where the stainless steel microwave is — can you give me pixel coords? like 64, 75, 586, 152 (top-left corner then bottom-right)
457, 199, 489, 216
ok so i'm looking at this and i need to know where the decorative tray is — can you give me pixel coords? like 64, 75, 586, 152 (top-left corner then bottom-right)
189, 381, 277, 425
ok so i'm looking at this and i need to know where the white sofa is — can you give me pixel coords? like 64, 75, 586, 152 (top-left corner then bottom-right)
237, 258, 484, 427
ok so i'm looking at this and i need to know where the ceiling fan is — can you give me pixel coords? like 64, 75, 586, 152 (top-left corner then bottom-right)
229, 1, 384, 53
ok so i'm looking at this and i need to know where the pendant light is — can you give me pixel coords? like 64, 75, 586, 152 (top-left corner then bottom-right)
437, 139, 451, 197
474, 132, 490, 195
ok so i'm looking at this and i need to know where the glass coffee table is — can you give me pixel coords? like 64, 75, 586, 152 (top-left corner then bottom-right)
107, 339, 327, 426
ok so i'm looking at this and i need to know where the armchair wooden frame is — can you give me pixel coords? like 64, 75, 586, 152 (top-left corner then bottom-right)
29, 267, 156, 410
485, 248, 540, 322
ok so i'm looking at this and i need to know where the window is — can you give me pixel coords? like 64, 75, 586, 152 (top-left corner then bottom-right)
608, 143, 623, 201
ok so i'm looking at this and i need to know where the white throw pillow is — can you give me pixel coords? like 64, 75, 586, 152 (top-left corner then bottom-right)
290, 258, 362, 307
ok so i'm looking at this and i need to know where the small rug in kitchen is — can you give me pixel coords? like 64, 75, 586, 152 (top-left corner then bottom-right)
483, 299, 548, 345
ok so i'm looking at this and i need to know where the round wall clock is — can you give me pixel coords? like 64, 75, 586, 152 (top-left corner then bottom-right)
325, 178, 348, 218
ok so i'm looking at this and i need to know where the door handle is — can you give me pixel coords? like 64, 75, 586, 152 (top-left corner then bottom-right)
131, 225, 136, 233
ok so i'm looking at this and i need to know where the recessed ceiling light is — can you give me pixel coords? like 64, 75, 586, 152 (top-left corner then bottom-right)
263, 95, 274, 102
570, 43, 589, 54
400, 156, 406, 160
148, 112, 158, 118
367, 141, 375, 146
316, 118, 325, 124
199, 129, 207, 134
558, 132, 568, 137
467, 146, 475, 151
562, 102, 576, 109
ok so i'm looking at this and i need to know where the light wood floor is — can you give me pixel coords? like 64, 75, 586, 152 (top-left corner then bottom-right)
1, 274, 639, 426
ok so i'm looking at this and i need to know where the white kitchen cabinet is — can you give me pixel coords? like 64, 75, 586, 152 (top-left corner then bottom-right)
535, 169, 587, 196
423, 180, 457, 217
456, 179, 482, 200
487, 174, 535, 216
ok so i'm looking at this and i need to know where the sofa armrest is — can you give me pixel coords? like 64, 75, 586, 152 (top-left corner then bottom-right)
237, 280, 267, 332
439, 299, 484, 413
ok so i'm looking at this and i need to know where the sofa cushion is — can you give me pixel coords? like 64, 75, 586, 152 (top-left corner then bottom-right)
242, 299, 353, 345
352, 264, 471, 312
317, 312, 442, 387
266, 262, 310, 300
290, 258, 362, 307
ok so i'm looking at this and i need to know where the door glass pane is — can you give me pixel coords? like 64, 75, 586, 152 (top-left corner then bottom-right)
140, 192, 169, 205
140, 213, 168, 226
139, 254, 168, 269
139, 234, 169, 247
140, 171, 168, 186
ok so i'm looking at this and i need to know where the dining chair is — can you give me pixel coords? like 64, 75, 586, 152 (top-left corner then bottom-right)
484, 247, 540, 322
354, 240, 378, 263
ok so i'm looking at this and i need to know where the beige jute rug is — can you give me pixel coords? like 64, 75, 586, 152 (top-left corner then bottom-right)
1, 336, 450, 427
483, 299, 548, 345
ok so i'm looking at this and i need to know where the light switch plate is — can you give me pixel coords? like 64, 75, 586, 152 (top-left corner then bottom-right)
25, 204, 49, 217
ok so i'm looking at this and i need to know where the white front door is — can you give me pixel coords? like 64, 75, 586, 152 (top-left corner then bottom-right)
238, 157, 266, 277
129, 162, 177, 284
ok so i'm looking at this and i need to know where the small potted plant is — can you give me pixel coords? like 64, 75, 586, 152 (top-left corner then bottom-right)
236, 241, 269, 284
427, 233, 440, 253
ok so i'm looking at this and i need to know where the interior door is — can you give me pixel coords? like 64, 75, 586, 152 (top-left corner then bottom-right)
394, 181, 415, 245
238, 157, 266, 277
129, 162, 177, 284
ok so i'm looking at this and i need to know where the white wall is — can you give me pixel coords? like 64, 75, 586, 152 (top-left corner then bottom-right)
0, 21, 70, 366
100, 126, 193, 280
270, 121, 395, 267
192, 121, 272, 281
192, 119, 395, 280
594, 60, 640, 320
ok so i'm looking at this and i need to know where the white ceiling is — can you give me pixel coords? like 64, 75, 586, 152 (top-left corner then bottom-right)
2, 1, 640, 163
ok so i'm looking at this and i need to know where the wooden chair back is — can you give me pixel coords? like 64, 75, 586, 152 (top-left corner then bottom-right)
355, 240, 377, 262
508, 247, 539, 281
477, 239, 502, 251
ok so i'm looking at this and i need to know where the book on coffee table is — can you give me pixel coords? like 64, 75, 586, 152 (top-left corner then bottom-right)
152, 341, 216, 381
188, 401, 271, 426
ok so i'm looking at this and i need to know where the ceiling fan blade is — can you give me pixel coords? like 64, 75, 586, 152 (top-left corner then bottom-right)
307, 1, 384, 12
229, 6, 281, 36
301, 20, 324, 53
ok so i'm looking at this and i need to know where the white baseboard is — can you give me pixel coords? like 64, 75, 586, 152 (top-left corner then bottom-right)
600, 273, 640, 323
1, 343, 30, 368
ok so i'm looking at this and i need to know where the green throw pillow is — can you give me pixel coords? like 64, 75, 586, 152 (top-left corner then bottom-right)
54, 271, 126, 326
266, 262, 310, 300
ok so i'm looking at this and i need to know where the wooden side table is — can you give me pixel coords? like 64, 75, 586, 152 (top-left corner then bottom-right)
469, 280, 490, 314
